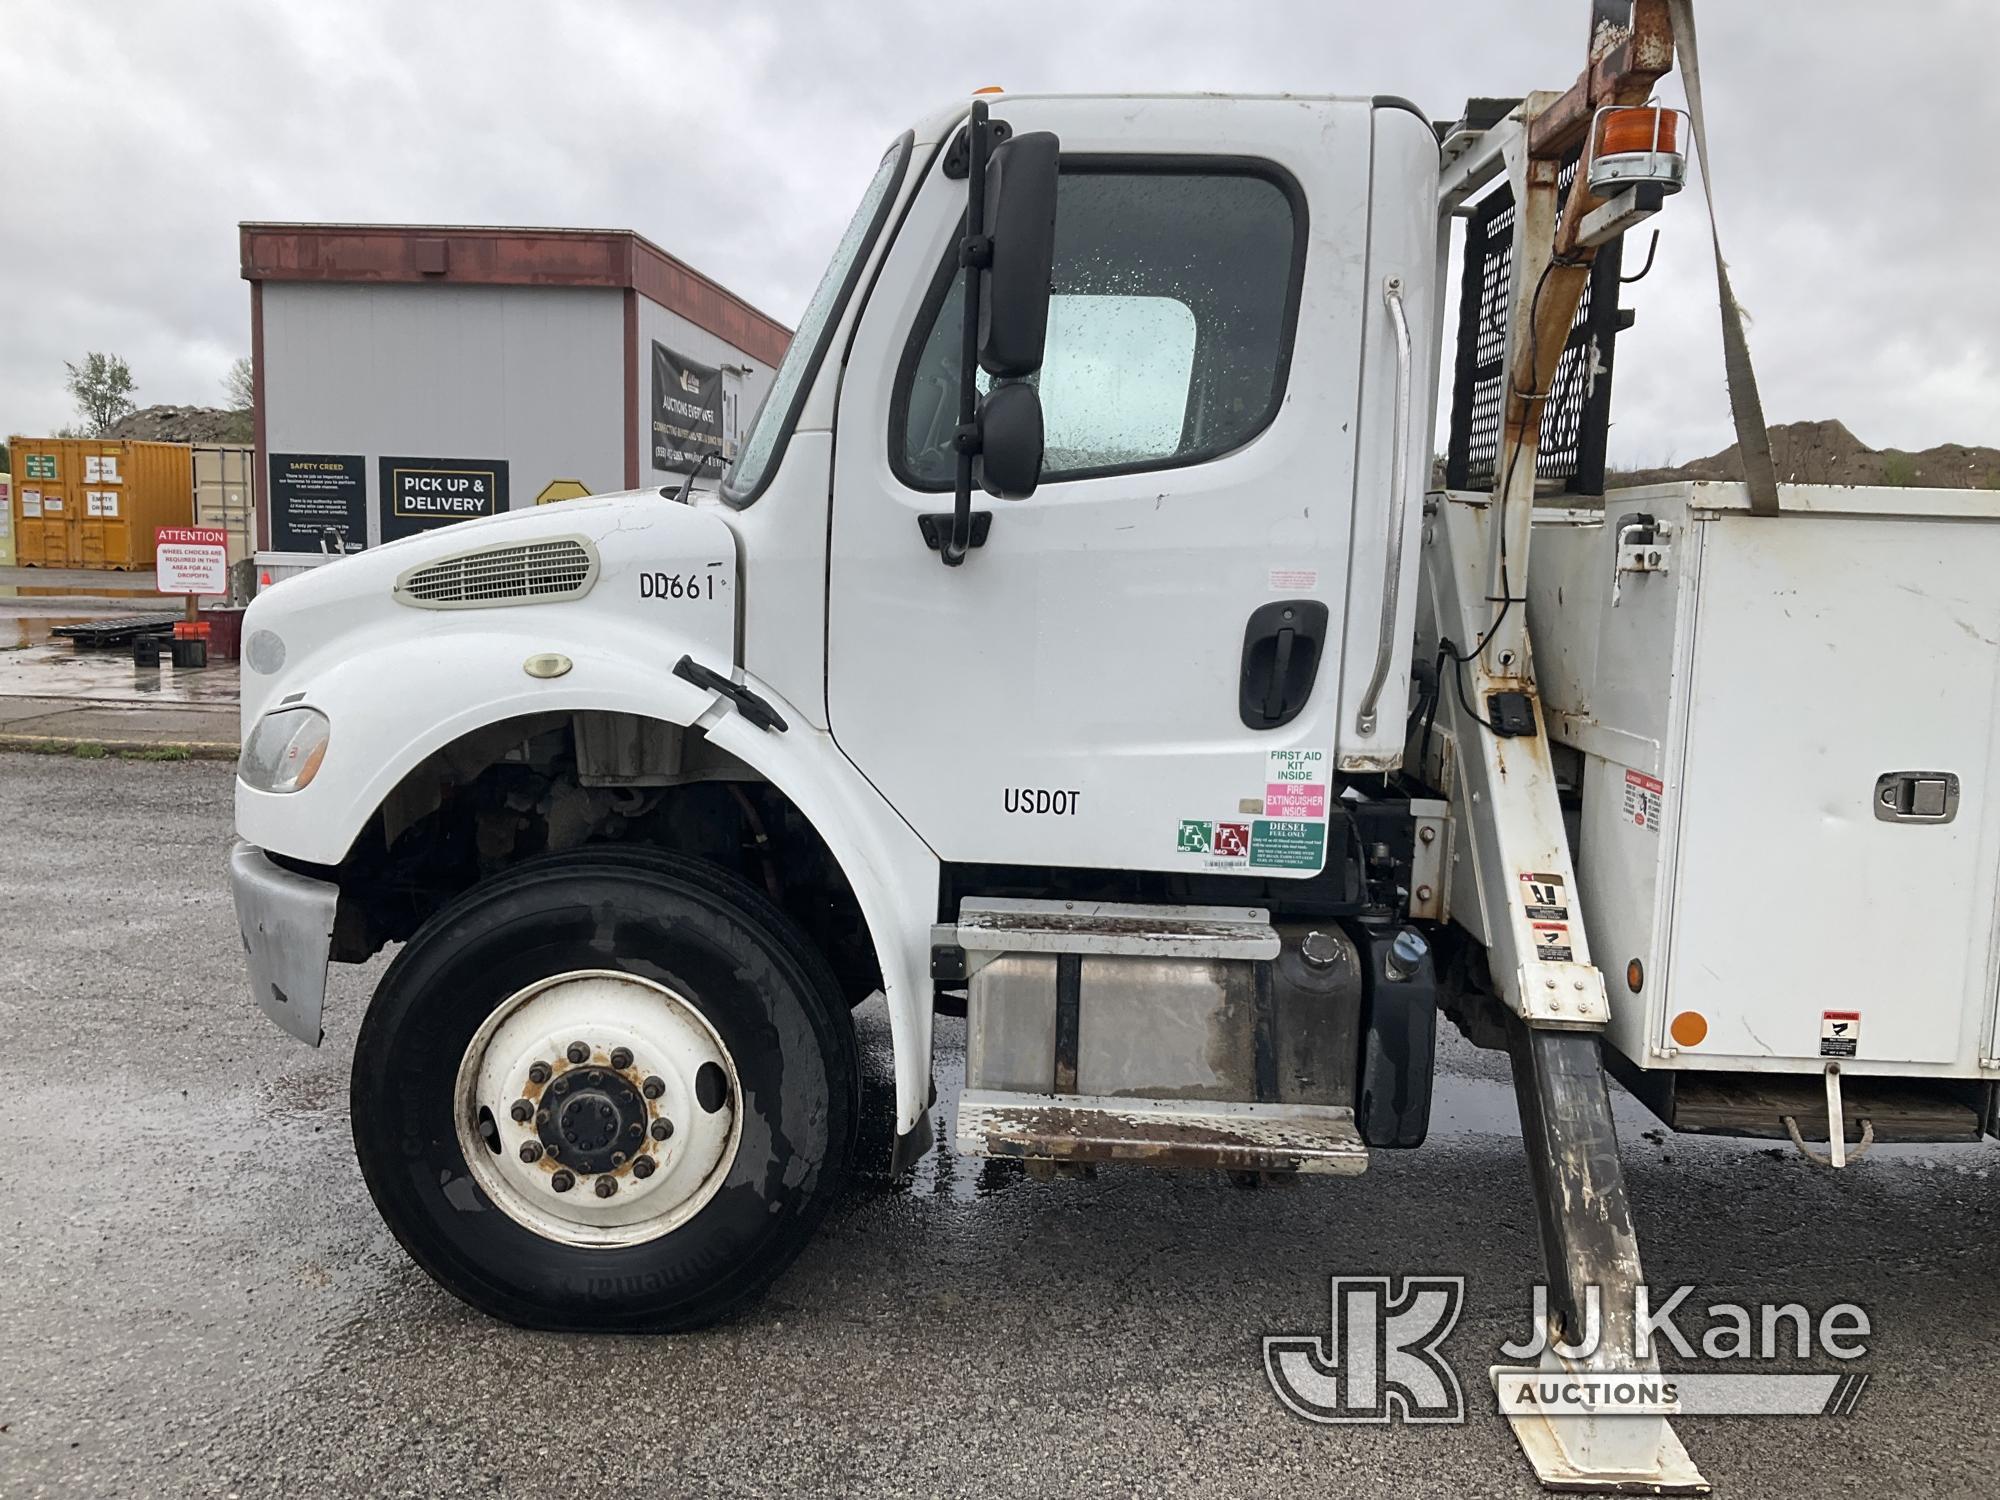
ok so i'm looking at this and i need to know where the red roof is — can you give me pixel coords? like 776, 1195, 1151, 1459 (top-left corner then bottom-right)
240, 222, 791, 368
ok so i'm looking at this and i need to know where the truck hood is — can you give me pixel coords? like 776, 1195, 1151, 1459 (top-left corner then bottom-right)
237, 490, 741, 733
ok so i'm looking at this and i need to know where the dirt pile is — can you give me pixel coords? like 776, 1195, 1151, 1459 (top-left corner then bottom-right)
105, 405, 252, 445
1614, 419, 2000, 490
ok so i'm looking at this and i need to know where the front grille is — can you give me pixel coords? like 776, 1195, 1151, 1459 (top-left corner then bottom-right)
395, 538, 597, 609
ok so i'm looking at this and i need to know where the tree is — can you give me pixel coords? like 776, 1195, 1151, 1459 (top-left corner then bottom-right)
64, 352, 137, 436
223, 356, 255, 412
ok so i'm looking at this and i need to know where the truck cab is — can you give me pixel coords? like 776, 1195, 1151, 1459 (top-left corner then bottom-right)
232, 90, 1448, 1337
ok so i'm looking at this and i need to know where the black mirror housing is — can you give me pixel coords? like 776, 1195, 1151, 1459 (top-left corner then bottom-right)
974, 381, 1044, 500
978, 131, 1060, 379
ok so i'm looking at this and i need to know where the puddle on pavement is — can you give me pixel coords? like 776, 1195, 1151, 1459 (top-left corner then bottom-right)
2, 615, 93, 649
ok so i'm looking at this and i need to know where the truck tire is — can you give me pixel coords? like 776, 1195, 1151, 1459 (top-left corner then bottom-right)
350, 846, 857, 1332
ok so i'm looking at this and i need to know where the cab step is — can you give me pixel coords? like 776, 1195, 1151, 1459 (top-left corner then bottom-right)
956, 1088, 1369, 1175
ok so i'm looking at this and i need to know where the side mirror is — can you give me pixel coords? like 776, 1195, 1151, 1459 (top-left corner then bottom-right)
939, 99, 1059, 568
973, 381, 1043, 500
978, 131, 1060, 379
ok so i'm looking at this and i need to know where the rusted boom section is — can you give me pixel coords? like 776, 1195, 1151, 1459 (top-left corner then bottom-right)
1528, 0, 1676, 161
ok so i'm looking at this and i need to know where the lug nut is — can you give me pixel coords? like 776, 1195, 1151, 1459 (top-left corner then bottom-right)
550, 1170, 575, 1193
536, 1108, 550, 1126
627, 1123, 643, 1140
567, 1042, 590, 1064
633, 1155, 657, 1180
642, 1075, 666, 1099
544, 1143, 560, 1159
552, 1077, 569, 1095
612, 1151, 627, 1165
519, 1142, 544, 1163
509, 1099, 534, 1123
650, 1119, 674, 1142
587, 1069, 603, 1085
610, 1046, 634, 1070
594, 1177, 618, 1199
528, 1062, 551, 1085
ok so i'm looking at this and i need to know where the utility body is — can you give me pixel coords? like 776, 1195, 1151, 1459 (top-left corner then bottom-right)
228, 5, 1995, 1489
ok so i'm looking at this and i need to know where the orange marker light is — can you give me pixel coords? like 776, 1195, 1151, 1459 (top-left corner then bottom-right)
973, 85, 1005, 96
1669, 1011, 1708, 1048
1626, 958, 1644, 993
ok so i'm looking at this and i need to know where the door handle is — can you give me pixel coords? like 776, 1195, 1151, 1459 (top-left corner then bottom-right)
1265, 627, 1295, 721
1241, 600, 1329, 730
1356, 274, 1414, 737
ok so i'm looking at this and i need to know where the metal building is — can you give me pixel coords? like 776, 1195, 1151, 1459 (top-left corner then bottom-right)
240, 223, 789, 560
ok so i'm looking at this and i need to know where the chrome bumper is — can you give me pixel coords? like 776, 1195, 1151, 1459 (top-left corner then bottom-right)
229, 840, 338, 1045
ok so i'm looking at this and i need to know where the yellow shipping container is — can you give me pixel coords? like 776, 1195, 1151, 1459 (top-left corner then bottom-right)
8, 437, 195, 569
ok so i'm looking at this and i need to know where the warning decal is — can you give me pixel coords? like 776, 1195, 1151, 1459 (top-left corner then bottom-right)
1519, 872, 1570, 923
1624, 769, 1664, 834
1820, 1011, 1860, 1059
1532, 923, 1574, 962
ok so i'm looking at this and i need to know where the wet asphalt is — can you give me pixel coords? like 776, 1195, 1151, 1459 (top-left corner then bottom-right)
3, 752, 1998, 1499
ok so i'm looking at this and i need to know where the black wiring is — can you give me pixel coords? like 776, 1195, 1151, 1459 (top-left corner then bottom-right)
1436, 213, 1592, 737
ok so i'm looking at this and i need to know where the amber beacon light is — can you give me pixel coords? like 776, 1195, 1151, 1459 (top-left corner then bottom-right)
1586, 104, 1690, 197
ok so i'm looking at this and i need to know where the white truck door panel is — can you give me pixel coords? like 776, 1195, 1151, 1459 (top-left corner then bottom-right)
828, 96, 1402, 875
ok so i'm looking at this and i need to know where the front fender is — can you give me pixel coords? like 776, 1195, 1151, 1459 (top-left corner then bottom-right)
236, 621, 941, 1138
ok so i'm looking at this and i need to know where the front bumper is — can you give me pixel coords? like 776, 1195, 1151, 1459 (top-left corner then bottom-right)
229, 841, 338, 1045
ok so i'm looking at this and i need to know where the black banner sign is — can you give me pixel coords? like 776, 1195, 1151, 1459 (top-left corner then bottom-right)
269, 452, 367, 552
378, 456, 509, 542
651, 342, 725, 476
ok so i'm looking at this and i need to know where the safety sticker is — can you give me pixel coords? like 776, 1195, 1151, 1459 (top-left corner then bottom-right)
20, 490, 40, 517
1265, 747, 1329, 820
1820, 1011, 1860, 1059
1250, 818, 1325, 871
1624, 769, 1664, 834
1519, 872, 1569, 923
1269, 567, 1319, 592
1532, 922, 1574, 962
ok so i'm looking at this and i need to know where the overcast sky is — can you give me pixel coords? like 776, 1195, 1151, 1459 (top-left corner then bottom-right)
2, 0, 1992, 465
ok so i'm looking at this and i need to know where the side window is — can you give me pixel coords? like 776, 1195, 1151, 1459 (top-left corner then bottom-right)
895, 164, 1303, 487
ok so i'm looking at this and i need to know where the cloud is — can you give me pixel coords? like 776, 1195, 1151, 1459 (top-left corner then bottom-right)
2, 0, 1991, 463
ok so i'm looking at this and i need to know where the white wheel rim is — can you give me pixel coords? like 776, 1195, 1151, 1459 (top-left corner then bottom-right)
453, 969, 742, 1248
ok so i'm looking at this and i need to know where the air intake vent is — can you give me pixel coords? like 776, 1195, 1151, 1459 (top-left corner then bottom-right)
394, 537, 598, 610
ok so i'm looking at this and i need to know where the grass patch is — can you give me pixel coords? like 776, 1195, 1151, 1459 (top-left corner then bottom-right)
70, 742, 108, 759
1881, 452, 1918, 487
118, 745, 192, 762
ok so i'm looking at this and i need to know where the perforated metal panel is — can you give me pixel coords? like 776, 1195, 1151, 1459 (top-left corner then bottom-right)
394, 536, 597, 609
1444, 158, 1626, 497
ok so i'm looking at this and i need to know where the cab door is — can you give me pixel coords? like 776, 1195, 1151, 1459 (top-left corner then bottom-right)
827, 97, 1402, 878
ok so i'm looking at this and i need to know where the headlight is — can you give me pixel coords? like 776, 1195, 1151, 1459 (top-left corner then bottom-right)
239, 708, 331, 794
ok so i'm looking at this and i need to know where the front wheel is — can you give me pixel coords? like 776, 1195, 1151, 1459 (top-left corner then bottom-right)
351, 848, 857, 1331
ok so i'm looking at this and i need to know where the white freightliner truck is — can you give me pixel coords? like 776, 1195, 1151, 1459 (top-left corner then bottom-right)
228, 5, 1999, 1489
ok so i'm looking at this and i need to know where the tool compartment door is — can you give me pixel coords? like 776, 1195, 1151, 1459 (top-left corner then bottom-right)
1665, 510, 2000, 1068
826, 97, 1408, 875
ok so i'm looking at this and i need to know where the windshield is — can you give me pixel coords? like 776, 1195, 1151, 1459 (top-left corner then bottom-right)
723, 134, 912, 504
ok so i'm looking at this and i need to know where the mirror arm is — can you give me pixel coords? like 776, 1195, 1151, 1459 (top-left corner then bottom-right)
943, 98, 990, 568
